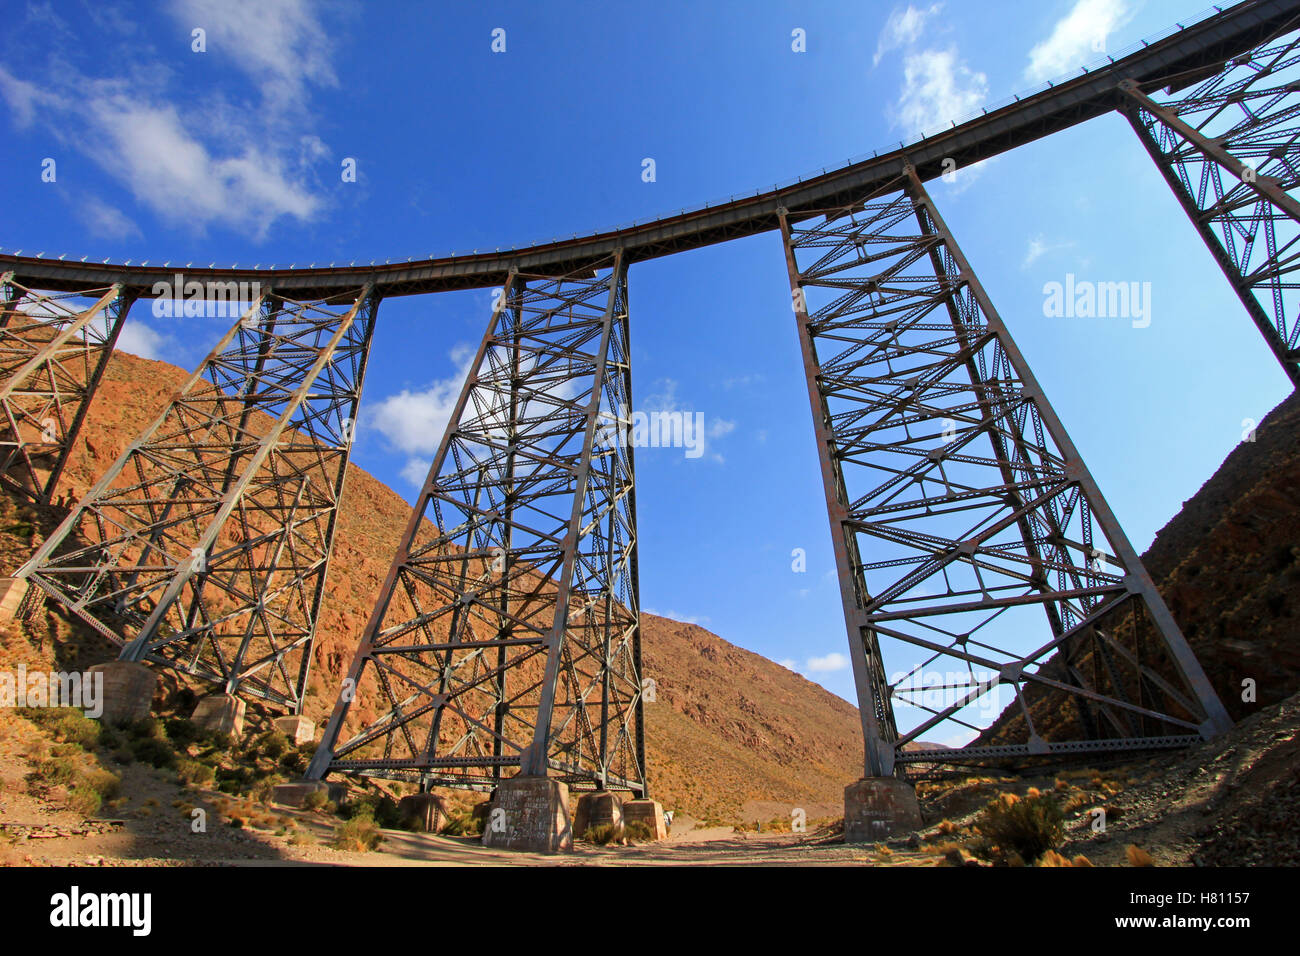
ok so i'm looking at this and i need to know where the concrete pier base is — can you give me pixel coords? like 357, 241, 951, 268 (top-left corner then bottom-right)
271, 780, 345, 808
86, 662, 156, 725
0, 577, 32, 621
622, 798, 668, 841
480, 776, 573, 854
191, 694, 246, 737
398, 793, 449, 833
843, 777, 923, 842
271, 714, 316, 745
573, 790, 624, 838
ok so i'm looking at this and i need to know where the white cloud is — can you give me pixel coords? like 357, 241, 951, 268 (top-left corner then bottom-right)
0, 0, 340, 241
399, 458, 431, 489
367, 344, 476, 487
167, 0, 339, 114
1022, 234, 1075, 269
1025, 0, 1133, 83
874, 4, 945, 66
78, 195, 141, 240
894, 48, 988, 138
115, 320, 169, 361
805, 652, 850, 673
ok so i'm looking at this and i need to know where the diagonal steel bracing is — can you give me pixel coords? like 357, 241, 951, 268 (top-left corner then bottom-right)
779, 167, 1232, 775
16, 285, 379, 712
0, 274, 134, 504
306, 254, 645, 795
1120, 23, 1300, 389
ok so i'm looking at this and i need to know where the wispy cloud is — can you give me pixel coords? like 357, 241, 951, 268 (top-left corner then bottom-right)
1022, 234, 1076, 269
894, 48, 988, 139
0, 0, 340, 241
1025, 0, 1133, 83
874, 3, 945, 66
77, 194, 142, 241
168, 0, 339, 114
782, 652, 851, 675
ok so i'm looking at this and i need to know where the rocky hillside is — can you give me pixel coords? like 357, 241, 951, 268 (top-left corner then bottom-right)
5, 348, 865, 824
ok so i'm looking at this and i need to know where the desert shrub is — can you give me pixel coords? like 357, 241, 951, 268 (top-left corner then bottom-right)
176, 758, 215, 786
624, 820, 654, 843
164, 717, 204, 748
83, 769, 121, 800
1037, 849, 1093, 867
19, 708, 102, 749
34, 756, 79, 787
1126, 845, 1155, 867
332, 816, 383, 852
253, 731, 288, 760
66, 786, 102, 816
303, 788, 331, 812
129, 736, 176, 769
126, 717, 163, 741
977, 792, 1064, 863
583, 823, 623, 845
279, 748, 308, 775
440, 808, 484, 837
341, 791, 402, 829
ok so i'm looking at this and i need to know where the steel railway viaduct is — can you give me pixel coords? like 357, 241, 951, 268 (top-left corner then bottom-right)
2, 0, 1298, 850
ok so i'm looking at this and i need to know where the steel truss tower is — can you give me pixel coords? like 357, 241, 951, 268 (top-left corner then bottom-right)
779, 167, 1233, 775
306, 254, 645, 795
1120, 25, 1300, 389
0, 275, 133, 505
17, 286, 378, 712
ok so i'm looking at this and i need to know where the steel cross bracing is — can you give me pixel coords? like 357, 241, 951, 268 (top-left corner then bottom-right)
306, 254, 645, 795
0, 275, 134, 505
1120, 23, 1300, 389
779, 168, 1233, 776
16, 286, 378, 712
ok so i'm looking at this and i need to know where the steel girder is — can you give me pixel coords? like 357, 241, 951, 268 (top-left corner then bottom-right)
0, 275, 133, 504
306, 255, 645, 795
779, 168, 1232, 776
1120, 24, 1300, 389
16, 286, 378, 712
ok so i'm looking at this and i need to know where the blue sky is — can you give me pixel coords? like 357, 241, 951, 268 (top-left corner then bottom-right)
1, 1, 1290, 736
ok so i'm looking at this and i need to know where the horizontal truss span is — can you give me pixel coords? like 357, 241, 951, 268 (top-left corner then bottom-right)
1, 0, 1296, 299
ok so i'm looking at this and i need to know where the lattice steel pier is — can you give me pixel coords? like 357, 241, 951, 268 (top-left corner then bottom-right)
306, 255, 645, 797
780, 167, 1233, 782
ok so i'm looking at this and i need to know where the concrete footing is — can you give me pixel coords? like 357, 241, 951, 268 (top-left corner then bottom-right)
191, 694, 245, 737
271, 714, 316, 745
398, 792, 449, 833
622, 798, 668, 841
843, 776, 923, 842
271, 780, 344, 808
573, 790, 624, 838
0, 577, 31, 621
481, 776, 573, 854
86, 661, 156, 725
